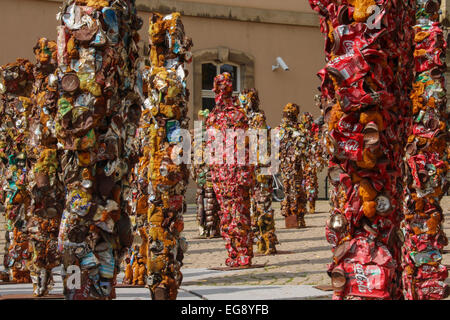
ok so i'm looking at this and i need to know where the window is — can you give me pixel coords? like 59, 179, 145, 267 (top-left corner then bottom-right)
192, 47, 254, 120
201, 62, 240, 112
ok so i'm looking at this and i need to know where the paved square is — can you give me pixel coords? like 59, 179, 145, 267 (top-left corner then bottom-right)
0, 197, 448, 300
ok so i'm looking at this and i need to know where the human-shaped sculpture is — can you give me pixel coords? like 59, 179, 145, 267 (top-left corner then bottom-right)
142, 12, 192, 300
310, 0, 419, 300
239, 88, 278, 254
191, 109, 220, 238
0, 58, 35, 283
301, 112, 326, 214
206, 73, 254, 267
26, 38, 63, 296
122, 156, 148, 286
122, 238, 147, 286
277, 103, 308, 228
402, 2, 449, 300
56, 0, 141, 300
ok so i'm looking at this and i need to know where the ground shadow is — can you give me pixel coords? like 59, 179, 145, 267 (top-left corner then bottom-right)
181, 268, 330, 287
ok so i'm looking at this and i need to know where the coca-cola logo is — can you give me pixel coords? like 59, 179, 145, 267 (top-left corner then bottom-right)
338, 117, 361, 133
338, 139, 359, 152
354, 263, 372, 293
328, 52, 352, 67
339, 119, 353, 130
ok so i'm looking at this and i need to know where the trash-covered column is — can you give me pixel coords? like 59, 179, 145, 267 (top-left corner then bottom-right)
309, 0, 416, 299
206, 73, 255, 267
26, 38, 63, 296
142, 12, 192, 300
239, 89, 278, 255
278, 103, 308, 229
0, 59, 35, 283
401, 1, 449, 300
191, 109, 221, 239
56, 0, 142, 300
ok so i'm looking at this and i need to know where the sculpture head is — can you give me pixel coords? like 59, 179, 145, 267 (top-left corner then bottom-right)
213, 72, 233, 98
282, 103, 300, 122
239, 88, 260, 113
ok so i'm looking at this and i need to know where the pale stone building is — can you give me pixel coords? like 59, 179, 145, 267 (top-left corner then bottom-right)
0, 2, 448, 261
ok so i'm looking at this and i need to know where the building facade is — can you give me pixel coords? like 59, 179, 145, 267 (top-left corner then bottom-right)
0, 0, 449, 208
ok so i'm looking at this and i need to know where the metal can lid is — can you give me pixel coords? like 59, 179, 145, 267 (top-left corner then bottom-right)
61, 73, 80, 93
375, 195, 391, 213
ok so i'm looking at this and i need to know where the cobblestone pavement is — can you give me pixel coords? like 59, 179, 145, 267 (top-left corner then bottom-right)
182, 197, 450, 288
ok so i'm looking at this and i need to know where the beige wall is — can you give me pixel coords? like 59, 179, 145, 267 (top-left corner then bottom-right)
0, 0, 329, 201
0, 1, 325, 122
0, 0, 60, 64
139, 13, 325, 127
174, 0, 313, 13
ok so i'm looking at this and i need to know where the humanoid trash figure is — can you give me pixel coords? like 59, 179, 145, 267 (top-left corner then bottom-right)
239, 88, 278, 254
26, 38, 64, 296
122, 164, 148, 286
56, 0, 141, 300
402, 2, 449, 300
191, 109, 220, 238
310, 0, 418, 300
0, 58, 35, 283
141, 12, 192, 300
206, 73, 255, 267
122, 232, 147, 286
277, 103, 309, 228
300, 112, 327, 214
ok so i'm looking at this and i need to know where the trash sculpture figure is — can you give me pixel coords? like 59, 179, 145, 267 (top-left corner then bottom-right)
310, 0, 417, 299
206, 73, 255, 267
239, 88, 278, 254
56, 0, 142, 300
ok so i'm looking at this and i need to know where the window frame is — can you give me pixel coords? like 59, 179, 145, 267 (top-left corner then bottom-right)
201, 61, 241, 101
192, 47, 255, 121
